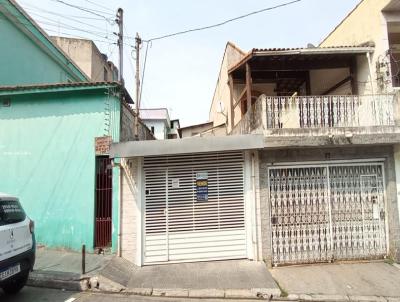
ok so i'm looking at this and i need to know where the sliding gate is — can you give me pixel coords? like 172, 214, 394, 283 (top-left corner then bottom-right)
269, 162, 387, 266
143, 152, 247, 264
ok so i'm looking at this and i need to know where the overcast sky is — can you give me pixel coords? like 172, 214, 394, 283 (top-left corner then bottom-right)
19, 0, 360, 126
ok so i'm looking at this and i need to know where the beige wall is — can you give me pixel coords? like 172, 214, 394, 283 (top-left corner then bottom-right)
52, 37, 92, 79
320, 0, 392, 93
209, 42, 246, 130
52, 36, 116, 82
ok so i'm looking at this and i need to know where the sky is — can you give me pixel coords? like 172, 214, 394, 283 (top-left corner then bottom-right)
18, 0, 360, 126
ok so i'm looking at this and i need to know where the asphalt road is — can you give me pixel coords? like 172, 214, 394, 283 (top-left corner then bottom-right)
0, 287, 289, 302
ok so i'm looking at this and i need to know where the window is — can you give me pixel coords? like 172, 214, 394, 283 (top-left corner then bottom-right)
151, 126, 155, 134
387, 22, 400, 87
0, 199, 26, 226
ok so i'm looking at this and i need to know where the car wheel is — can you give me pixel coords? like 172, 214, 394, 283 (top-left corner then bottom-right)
2, 272, 29, 294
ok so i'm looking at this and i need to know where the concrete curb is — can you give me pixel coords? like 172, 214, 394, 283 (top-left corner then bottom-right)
27, 270, 88, 291
28, 271, 400, 301
273, 294, 400, 302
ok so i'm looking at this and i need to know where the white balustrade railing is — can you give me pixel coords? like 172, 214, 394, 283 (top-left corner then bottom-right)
265, 95, 395, 129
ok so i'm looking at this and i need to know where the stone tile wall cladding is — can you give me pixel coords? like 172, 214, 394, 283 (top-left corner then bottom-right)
258, 145, 400, 266
121, 158, 139, 264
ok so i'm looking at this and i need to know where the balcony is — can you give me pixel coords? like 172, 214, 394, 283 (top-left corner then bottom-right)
230, 94, 400, 147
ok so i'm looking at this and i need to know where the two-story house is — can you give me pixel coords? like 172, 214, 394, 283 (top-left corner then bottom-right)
0, 0, 152, 253
102, 0, 400, 267
205, 0, 400, 266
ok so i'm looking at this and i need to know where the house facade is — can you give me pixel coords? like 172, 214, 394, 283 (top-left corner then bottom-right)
110, 0, 400, 267
139, 108, 181, 139
0, 0, 155, 253
0, 82, 135, 252
0, 0, 88, 85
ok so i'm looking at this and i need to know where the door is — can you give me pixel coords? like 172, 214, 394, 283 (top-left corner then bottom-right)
143, 152, 247, 264
94, 157, 113, 248
269, 162, 387, 266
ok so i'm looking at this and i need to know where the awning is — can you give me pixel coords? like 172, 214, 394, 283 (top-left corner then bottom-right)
110, 134, 264, 158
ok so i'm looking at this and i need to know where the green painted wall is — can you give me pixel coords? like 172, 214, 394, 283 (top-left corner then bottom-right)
0, 88, 121, 251
0, 1, 87, 85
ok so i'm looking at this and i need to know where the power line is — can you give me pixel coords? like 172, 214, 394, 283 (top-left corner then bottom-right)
139, 41, 150, 105
20, 3, 109, 21
143, 0, 301, 42
41, 28, 116, 45
26, 9, 106, 31
33, 16, 110, 38
51, 0, 114, 20
83, 0, 114, 14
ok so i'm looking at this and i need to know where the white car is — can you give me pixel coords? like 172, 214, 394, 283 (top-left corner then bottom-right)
0, 193, 35, 294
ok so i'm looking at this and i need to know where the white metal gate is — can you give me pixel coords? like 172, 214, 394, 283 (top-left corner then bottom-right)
269, 162, 387, 266
144, 152, 246, 264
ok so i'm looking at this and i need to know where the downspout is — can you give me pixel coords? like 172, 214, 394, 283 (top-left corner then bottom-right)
366, 52, 377, 124
112, 158, 123, 258
366, 52, 375, 95
118, 161, 123, 257
251, 151, 259, 260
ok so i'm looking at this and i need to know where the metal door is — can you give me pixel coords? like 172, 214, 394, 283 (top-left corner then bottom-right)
95, 157, 113, 248
269, 162, 387, 266
144, 152, 246, 264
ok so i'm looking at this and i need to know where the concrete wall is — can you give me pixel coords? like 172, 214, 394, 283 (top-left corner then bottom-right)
310, 68, 351, 95
52, 37, 117, 82
0, 88, 121, 251
258, 145, 400, 265
52, 37, 93, 80
209, 43, 246, 129
320, 0, 392, 93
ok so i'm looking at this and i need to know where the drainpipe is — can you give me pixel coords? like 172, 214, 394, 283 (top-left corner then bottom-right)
113, 159, 123, 257
251, 152, 259, 261
366, 52, 375, 95
118, 162, 123, 257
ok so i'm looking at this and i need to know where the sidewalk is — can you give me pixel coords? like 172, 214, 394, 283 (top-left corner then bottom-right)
270, 261, 400, 302
28, 248, 400, 301
99, 257, 281, 299
28, 246, 113, 291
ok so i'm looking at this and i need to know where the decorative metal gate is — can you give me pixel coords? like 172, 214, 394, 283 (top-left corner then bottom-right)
143, 152, 246, 264
269, 163, 387, 266
95, 157, 113, 248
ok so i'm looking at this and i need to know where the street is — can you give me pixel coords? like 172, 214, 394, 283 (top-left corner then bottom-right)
0, 287, 279, 302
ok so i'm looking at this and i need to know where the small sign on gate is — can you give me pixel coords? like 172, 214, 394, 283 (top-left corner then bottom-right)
196, 172, 208, 202
95, 136, 112, 155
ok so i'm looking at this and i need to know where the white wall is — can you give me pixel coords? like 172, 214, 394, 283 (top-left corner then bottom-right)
142, 120, 167, 140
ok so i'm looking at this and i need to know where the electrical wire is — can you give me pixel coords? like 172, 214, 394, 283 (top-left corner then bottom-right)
20, 3, 109, 21
143, 0, 301, 42
51, 0, 114, 20
139, 41, 151, 107
26, 9, 106, 31
83, 0, 114, 14
33, 17, 110, 38
42, 28, 116, 45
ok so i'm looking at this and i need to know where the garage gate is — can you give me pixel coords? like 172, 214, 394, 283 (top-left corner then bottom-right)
269, 162, 388, 266
143, 151, 246, 264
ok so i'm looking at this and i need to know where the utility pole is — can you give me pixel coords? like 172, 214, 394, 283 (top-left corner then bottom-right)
134, 33, 142, 139
116, 8, 124, 86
